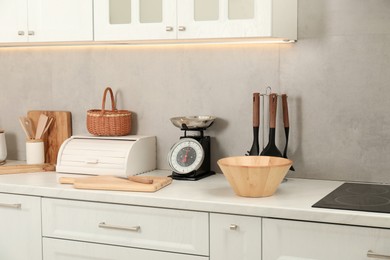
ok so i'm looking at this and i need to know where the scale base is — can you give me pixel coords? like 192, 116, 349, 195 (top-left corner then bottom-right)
170, 171, 215, 181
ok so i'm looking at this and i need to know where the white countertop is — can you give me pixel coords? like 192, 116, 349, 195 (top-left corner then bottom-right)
0, 170, 390, 229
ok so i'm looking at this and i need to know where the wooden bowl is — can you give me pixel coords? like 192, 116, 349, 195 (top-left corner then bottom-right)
217, 156, 293, 198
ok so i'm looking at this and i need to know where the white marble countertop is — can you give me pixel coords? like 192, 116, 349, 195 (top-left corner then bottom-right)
0, 170, 390, 229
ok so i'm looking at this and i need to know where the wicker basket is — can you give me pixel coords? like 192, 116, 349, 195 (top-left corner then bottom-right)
87, 87, 132, 136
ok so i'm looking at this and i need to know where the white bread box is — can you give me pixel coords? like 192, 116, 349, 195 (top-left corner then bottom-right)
56, 135, 156, 177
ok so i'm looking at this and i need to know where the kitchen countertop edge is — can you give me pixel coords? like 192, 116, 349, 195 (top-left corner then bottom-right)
0, 170, 389, 229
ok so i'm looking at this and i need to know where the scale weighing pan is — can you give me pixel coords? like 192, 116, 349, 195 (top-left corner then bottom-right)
170, 116, 216, 130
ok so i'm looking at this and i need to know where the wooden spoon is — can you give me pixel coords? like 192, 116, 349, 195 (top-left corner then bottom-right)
35, 114, 49, 140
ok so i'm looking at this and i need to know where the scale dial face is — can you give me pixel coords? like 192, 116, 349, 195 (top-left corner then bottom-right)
168, 138, 204, 174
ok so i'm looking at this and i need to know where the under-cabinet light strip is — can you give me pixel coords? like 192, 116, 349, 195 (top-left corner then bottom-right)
0, 38, 296, 48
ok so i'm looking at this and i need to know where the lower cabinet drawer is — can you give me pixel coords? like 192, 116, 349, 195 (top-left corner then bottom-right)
42, 198, 209, 256
43, 238, 209, 260
263, 218, 390, 260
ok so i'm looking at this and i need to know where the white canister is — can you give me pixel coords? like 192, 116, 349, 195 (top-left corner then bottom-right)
0, 130, 6, 164
26, 139, 45, 164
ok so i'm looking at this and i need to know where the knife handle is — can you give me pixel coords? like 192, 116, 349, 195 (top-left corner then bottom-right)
253, 93, 260, 127
282, 94, 289, 128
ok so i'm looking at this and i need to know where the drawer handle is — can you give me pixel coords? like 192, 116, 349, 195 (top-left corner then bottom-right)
230, 224, 238, 230
85, 159, 98, 164
98, 222, 141, 232
0, 203, 21, 209
367, 250, 390, 259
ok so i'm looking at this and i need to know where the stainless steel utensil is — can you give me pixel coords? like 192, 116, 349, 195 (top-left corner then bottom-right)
170, 116, 216, 130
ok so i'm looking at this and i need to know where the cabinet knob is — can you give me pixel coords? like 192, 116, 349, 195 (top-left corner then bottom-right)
28, 31, 35, 36
229, 224, 238, 230
18, 31, 25, 36
178, 26, 186, 31
166, 26, 174, 32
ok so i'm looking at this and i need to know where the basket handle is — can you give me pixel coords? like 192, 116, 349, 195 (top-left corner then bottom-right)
101, 87, 116, 114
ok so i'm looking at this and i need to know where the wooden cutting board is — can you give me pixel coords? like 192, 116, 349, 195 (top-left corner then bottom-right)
59, 176, 173, 192
28, 111, 72, 165
0, 163, 55, 174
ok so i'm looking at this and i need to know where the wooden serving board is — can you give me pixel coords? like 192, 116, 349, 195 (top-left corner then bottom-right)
0, 163, 55, 174
28, 111, 72, 165
59, 176, 172, 192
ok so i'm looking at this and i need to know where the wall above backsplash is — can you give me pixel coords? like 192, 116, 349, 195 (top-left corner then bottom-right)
1, 0, 390, 184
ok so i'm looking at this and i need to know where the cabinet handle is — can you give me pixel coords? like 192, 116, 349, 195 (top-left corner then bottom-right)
0, 203, 21, 209
367, 250, 390, 259
229, 224, 238, 230
28, 31, 35, 36
18, 31, 25, 36
85, 159, 98, 164
178, 26, 186, 31
166, 26, 174, 32
98, 222, 141, 232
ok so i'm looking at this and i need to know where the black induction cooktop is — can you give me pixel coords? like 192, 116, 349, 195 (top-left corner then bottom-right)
312, 182, 390, 213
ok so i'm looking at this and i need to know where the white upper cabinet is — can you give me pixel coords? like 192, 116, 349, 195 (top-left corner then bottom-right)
94, 0, 297, 42
177, 0, 297, 40
0, 0, 93, 43
94, 0, 177, 41
0, 0, 28, 42
28, 0, 93, 42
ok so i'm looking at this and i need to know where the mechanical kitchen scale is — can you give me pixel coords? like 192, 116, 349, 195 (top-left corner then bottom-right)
168, 116, 216, 181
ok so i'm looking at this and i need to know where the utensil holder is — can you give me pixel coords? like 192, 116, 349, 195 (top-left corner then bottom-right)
26, 139, 44, 164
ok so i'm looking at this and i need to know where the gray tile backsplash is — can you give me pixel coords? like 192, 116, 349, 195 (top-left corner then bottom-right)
1, 0, 390, 183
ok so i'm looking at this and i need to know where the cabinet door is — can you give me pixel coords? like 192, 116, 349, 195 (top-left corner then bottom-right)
210, 213, 262, 260
94, 0, 176, 41
43, 238, 208, 260
42, 198, 209, 256
27, 0, 93, 42
177, 0, 269, 40
177, 0, 297, 40
263, 218, 390, 260
0, 0, 28, 42
0, 193, 42, 260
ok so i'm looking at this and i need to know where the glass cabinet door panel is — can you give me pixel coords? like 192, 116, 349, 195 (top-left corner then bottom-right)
95, 0, 176, 41
140, 0, 162, 23
194, 0, 218, 21
109, 0, 131, 24
228, 0, 254, 20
